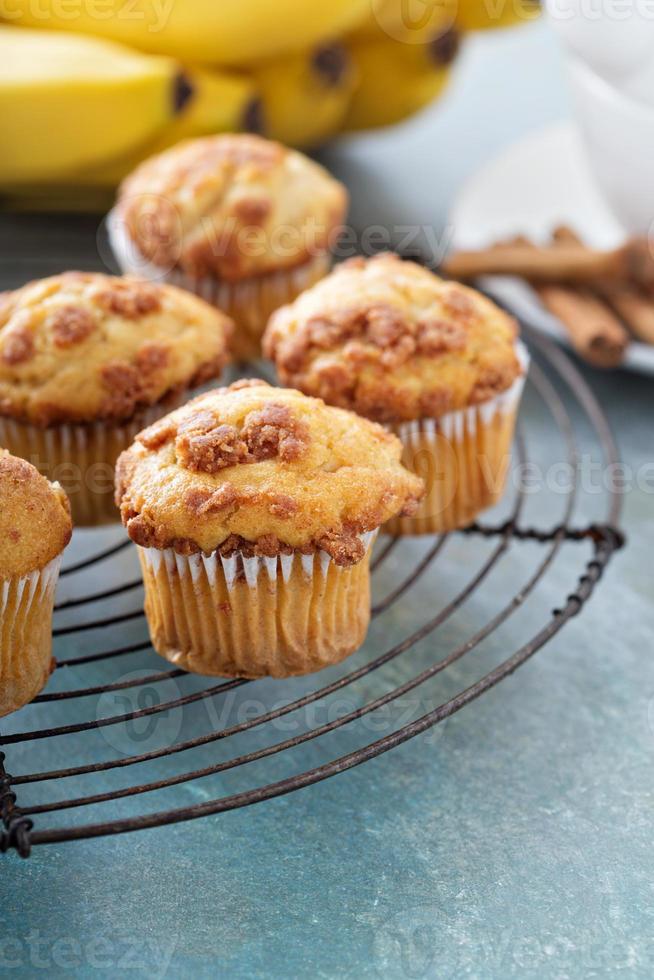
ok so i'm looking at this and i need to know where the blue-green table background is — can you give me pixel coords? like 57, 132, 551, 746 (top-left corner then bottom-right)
2, 23, 653, 978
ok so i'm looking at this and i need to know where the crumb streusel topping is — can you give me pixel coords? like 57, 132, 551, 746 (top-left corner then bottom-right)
115, 134, 348, 281
0, 272, 233, 426
264, 253, 522, 423
0, 450, 72, 578
116, 380, 424, 564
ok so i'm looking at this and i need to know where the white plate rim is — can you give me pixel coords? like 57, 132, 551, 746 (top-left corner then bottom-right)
448, 121, 654, 375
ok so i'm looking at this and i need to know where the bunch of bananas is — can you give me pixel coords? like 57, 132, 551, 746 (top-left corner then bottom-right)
0, 0, 538, 206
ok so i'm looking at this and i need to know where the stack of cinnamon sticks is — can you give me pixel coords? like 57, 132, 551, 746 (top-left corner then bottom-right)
443, 227, 654, 368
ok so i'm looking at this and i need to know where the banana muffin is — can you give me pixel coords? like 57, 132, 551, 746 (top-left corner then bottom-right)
0, 450, 72, 717
264, 253, 528, 534
0, 271, 233, 526
115, 379, 423, 678
110, 133, 347, 361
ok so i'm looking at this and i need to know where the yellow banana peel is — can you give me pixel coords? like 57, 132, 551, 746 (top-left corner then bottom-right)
344, 29, 460, 131
0, 25, 187, 184
0, 0, 371, 65
249, 44, 358, 149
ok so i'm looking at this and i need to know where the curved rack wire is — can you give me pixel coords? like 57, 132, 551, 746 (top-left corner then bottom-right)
0, 329, 624, 858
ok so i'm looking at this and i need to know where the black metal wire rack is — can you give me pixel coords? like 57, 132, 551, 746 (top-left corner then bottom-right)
0, 328, 624, 858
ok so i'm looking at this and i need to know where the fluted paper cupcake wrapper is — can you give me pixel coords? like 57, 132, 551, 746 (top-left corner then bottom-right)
0, 399, 182, 527
387, 342, 530, 536
0, 556, 61, 718
108, 209, 331, 362
138, 531, 378, 679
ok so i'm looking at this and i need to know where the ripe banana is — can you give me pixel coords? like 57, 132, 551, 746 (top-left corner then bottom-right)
353, 0, 457, 44
162, 67, 261, 143
0, 0, 371, 65
76, 66, 260, 186
454, 0, 540, 31
249, 44, 357, 149
343, 29, 460, 131
0, 26, 188, 184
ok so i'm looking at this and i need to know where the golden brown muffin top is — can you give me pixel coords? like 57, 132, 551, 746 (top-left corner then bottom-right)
115, 380, 423, 565
115, 134, 348, 281
0, 272, 233, 427
264, 253, 522, 423
0, 450, 72, 579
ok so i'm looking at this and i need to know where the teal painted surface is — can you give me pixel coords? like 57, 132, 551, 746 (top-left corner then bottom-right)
2, 22, 653, 980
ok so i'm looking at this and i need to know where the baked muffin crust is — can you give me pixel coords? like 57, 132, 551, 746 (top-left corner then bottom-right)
0, 272, 233, 426
115, 380, 423, 565
264, 253, 522, 423
115, 134, 348, 280
0, 450, 72, 578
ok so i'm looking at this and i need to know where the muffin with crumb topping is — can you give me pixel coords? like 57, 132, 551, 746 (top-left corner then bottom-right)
115, 379, 423, 678
0, 271, 232, 526
110, 133, 347, 362
264, 253, 528, 534
0, 450, 72, 717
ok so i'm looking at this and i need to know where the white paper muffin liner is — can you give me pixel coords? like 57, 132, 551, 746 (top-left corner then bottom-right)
108, 208, 331, 361
137, 531, 378, 678
388, 341, 530, 535
140, 530, 378, 591
0, 399, 181, 527
396, 341, 529, 445
0, 556, 62, 718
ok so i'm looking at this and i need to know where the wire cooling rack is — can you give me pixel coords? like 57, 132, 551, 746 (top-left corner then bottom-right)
0, 328, 624, 858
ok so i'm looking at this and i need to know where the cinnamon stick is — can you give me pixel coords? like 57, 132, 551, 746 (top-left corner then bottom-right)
534, 283, 628, 367
553, 226, 654, 345
602, 288, 654, 345
508, 231, 629, 368
443, 237, 654, 290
